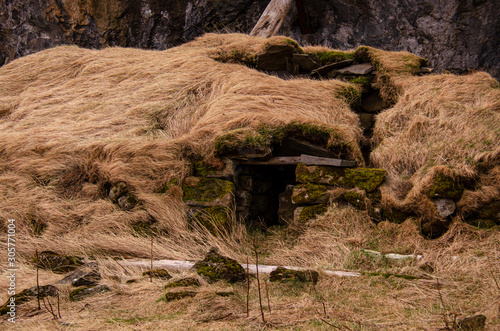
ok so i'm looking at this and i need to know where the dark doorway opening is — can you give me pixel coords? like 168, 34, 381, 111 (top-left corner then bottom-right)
234, 164, 297, 228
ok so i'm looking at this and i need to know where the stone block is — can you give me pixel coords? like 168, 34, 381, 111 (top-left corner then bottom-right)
338, 63, 373, 75
182, 177, 234, 207
296, 163, 345, 185
256, 44, 296, 71
291, 183, 329, 204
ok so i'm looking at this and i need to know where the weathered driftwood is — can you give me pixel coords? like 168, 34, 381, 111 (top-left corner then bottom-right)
361, 249, 423, 261
117, 259, 361, 278
238, 154, 356, 167
250, 0, 294, 38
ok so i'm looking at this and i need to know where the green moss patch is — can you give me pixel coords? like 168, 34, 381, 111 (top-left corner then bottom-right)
192, 248, 245, 283
269, 267, 319, 284
182, 177, 234, 204
335, 84, 362, 107
214, 128, 271, 157
291, 183, 329, 204
192, 206, 232, 234
428, 173, 464, 200
342, 168, 387, 192
310, 50, 355, 66
296, 163, 345, 185
296, 204, 328, 223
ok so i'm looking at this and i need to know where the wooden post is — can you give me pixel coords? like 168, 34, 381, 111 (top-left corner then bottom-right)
250, 0, 294, 38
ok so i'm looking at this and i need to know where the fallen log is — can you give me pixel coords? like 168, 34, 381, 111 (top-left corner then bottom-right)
116, 258, 361, 278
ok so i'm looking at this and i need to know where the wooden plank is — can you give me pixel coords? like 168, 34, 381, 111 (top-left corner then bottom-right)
236, 154, 356, 167
250, 0, 294, 38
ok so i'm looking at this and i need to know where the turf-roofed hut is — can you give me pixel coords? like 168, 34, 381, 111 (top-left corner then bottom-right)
0, 33, 498, 261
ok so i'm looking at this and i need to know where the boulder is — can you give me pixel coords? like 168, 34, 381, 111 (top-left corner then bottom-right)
434, 198, 456, 218
69, 285, 110, 302
269, 267, 319, 284
192, 248, 245, 283
34, 251, 83, 273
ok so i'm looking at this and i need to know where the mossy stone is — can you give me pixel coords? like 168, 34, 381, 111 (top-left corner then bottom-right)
192, 248, 245, 283
343, 191, 366, 210
295, 204, 327, 223
296, 163, 345, 185
33, 251, 83, 274
269, 267, 319, 284
164, 278, 201, 289
142, 269, 172, 280
310, 50, 355, 66
182, 177, 234, 205
191, 206, 231, 234
342, 168, 387, 192
457, 314, 486, 331
69, 285, 110, 302
156, 291, 197, 303
0, 285, 58, 315
291, 183, 329, 204
428, 173, 464, 200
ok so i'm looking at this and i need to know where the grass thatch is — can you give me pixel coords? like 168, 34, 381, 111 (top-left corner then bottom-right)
0, 33, 499, 329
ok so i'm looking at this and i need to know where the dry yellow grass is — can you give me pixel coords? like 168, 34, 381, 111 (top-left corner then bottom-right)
0, 33, 499, 329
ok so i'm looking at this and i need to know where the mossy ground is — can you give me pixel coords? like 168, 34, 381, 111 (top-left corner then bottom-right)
342, 168, 387, 192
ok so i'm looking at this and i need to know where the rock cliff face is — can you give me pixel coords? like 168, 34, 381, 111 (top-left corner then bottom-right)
1, 0, 498, 79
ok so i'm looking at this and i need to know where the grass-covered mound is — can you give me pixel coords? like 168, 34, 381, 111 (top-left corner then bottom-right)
0, 32, 498, 329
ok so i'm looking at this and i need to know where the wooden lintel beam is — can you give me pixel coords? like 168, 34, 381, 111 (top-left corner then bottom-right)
236, 154, 356, 167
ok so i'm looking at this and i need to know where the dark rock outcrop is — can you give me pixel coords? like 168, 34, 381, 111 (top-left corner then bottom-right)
1, 1, 498, 80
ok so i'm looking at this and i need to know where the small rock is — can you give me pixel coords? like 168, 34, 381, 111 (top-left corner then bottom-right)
69, 285, 110, 302
118, 193, 137, 210
269, 267, 319, 284
292, 54, 320, 72
291, 183, 329, 204
34, 251, 83, 273
57, 263, 101, 287
192, 248, 245, 283
338, 63, 373, 75
457, 314, 486, 331
142, 269, 172, 280
434, 198, 456, 218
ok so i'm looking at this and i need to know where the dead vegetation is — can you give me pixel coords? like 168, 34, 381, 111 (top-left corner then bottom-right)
0, 33, 499, 329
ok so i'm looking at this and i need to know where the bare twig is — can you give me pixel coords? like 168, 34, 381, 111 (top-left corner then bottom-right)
150, 236, 153, 282
436, 278, 452, 330
253, 238, 266, 324
264, 277, 271, 313
322, 302, 327, 317
57, 292, 61, 319
35, 248, 40, 310
318, 318, 342, 330
246, 256, 250, 317
42, 297, 58, 320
